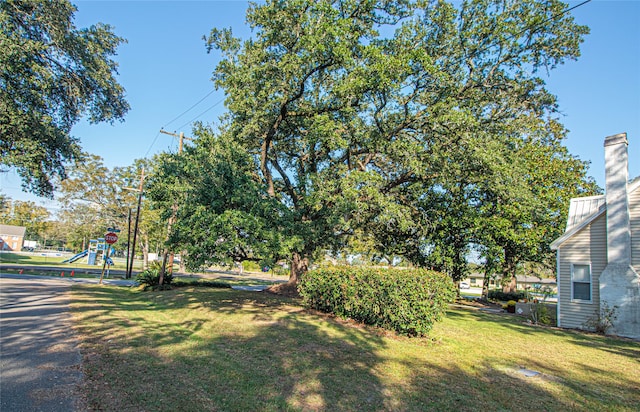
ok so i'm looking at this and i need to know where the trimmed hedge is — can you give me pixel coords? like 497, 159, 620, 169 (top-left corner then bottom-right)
488, 290, 525, 302
172, 279, 232, 288
298, 267, 456, 336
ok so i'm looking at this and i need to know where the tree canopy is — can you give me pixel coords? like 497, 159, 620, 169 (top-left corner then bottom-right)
0, 0, 129, 197
57, 155, 165, 265
0, 197, 50, 241
148, 126, 287, 271
154, 0, 598, 285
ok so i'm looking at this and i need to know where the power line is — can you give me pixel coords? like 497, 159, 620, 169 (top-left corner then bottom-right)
143, 96, 222, 160
161, 89, 216, 129
176, 97, 225, 130
143, 131, 162, 158
505, 0, 591, 47
564, 0, 591, 15
399, 0, 592, 92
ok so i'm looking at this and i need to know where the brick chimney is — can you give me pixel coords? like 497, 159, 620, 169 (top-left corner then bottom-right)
599, 133, 639, 339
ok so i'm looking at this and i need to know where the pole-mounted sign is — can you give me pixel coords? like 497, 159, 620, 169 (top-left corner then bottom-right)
100, 231, 118, 284
105, 232, 118, 244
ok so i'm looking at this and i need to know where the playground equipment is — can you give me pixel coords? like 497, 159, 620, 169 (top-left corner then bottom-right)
62, 249, 88, 263
87, 238, 107, 265
63, 239, 108, 265
65, 230, 119, 267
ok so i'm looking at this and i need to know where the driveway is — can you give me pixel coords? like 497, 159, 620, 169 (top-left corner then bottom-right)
0, 275, 87, 411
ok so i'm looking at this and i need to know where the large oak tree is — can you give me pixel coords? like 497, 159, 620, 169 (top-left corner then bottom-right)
156, 0, 597, 287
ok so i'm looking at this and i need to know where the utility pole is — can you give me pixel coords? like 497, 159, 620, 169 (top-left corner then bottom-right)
159, 129, 193, 154
126, 207, 132, 276
126, 167, 145, 279
158, 130, 193, 280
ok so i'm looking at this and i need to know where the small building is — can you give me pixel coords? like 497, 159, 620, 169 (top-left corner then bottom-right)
550, 133, 639, 339
0, 224, 26, 251
516, 275, 557, 294
463, 273, 557, 293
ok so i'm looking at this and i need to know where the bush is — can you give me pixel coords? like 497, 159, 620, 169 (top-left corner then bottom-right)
488, 290, 525, 302
298, 267, 456, 337
583, 301, 618, 334
136, 267, 174, 290
529, 302, 553, 325
172, 279, 232, 288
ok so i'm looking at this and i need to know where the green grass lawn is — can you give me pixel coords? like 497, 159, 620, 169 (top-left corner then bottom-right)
0, 251, 69, 265
69, 285, 640, 411
0, 251, 145, 270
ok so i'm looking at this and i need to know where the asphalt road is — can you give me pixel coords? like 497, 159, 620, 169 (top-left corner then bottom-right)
0, 275, 87, 411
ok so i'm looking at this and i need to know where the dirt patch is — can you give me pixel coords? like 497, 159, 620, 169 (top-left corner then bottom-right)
454, 298, 503, 311
265, 282, 300, 297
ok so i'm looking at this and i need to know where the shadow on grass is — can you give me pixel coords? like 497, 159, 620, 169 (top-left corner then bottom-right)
446, 306, 564, 336
564, 329, 640, 359
70, 286, 640, 411
0, 253, 31, 264
448, 306, 640, 357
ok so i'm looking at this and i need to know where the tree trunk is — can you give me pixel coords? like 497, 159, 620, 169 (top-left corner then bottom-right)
142, 235, 150, 270
501, 251, 518, 293
503, 275, 517, 294
482, 270, 491, 300
288, 252, 308, 285
167, 253, 175, 274
164, 205, 178, 274
482, 255, 499, 300
158, 248, 169, 287
179, 250, 186, 273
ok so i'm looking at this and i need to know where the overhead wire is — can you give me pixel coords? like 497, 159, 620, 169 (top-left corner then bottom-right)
145, 1, 592, 158
398, 0, 592, 92
498, 0, 592, 52
143, 131, 162, 158
176, 97, 225, 130
144, 89, 222, 158
161, 89, 216, 130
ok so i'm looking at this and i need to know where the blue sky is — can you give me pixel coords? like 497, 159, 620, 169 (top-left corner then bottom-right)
2, 0, 639, 211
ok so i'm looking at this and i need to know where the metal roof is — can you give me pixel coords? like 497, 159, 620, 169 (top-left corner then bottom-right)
550, 177, 640, 250
565, 195, 606, 232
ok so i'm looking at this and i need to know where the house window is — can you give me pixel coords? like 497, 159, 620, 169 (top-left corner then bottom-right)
571, 264, 591, 301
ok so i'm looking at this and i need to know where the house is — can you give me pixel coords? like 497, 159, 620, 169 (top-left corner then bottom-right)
0, 224, 26, 251
550, 133, 639, 339
463, 273, 557, 293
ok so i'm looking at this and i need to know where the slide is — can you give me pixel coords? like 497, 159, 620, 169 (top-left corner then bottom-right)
63, 249, 88, 263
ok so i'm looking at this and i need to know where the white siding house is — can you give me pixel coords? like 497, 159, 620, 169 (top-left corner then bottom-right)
551, 133, 640, 339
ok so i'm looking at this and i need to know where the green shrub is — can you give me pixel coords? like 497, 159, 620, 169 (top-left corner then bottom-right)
241, 261, 262, 271
136, 267, 174, 290
529, 302, 553, 325
488, 290, 525, 302
298, 267, 456, 337
583, 301, 618, 334
172, 279, 232, 288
